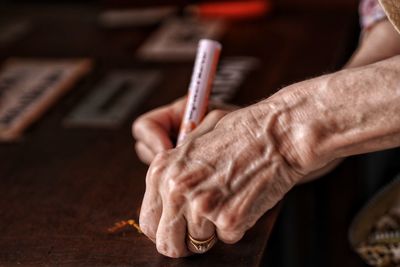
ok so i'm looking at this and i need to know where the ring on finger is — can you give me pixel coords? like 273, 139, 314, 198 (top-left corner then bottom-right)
186, 233, 217, 254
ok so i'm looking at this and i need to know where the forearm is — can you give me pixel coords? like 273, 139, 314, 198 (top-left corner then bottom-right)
253, 56, 400, 174
284, 20, 400, 177
278, 20, 400, 178
316, 57, 400, 156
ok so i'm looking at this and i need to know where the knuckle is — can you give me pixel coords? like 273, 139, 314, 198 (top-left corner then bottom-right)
166, 176, 188, 200
216, 212, 240, 232
191, 196, 209, 215
150, 152, 168, 172
145, 171, 156, 186
145, 168, 158, 185
146, 153, 168, 185
191, 190, 221, 215
164, 166, 192, 196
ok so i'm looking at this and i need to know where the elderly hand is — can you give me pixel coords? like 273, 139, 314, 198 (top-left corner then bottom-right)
136, 55, 400, 258
137, 90, 334, 258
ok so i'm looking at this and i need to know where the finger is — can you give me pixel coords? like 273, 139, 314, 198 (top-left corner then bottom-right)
188, 189, 243, 245
133, 117, 174, 155
211, 168, 286, 244
186, 212, 217, 254
185, 189, 222, 252
216, 229, 245, 244
210, 197, 246, 244
132, 98, 187, 151
156, 202, 189, 258
135, 142, 156, 165
139, 190, 162, 243
139, 164, 163, 243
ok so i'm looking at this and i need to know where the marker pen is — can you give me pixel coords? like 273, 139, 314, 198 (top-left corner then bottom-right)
177, 39, 222, 145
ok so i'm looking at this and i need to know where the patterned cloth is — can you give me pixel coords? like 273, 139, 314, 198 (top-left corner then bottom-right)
360, 0, 388, 29
379, 0, 400, 34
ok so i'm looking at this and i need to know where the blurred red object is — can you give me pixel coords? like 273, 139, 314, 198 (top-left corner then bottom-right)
188, 0, 272, 20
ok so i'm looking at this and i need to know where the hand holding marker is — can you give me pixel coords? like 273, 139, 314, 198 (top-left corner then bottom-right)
108, 39, 222, 235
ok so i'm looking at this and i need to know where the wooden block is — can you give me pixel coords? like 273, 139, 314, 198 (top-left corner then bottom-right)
64, 70, 160, 128
0, 58, 92, 141
137, 17, 225, 61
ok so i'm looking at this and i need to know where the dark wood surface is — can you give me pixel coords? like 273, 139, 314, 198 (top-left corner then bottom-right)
0, 2, 363, 266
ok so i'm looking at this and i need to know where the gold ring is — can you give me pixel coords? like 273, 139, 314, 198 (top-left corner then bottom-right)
186, 233, 217, 253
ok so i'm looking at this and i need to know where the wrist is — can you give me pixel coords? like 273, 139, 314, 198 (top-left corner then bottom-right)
251, 79, 335, 176
266, 57, 400, 173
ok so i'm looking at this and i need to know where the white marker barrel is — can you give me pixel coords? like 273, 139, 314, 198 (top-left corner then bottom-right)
177, 39, 222, 145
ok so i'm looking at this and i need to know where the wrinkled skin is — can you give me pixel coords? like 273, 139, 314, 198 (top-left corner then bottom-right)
137, 105, 304, 257
133, 98, 236, 165
132, 20, 400, 258
133, 94, 344, 257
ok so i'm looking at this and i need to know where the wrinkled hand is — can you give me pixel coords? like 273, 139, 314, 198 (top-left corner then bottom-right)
137, 99, 329, 258
135, 49, 400, 258
132, 97, 237, 165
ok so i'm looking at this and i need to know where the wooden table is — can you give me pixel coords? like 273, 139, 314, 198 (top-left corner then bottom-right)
0, 2, 362, 266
